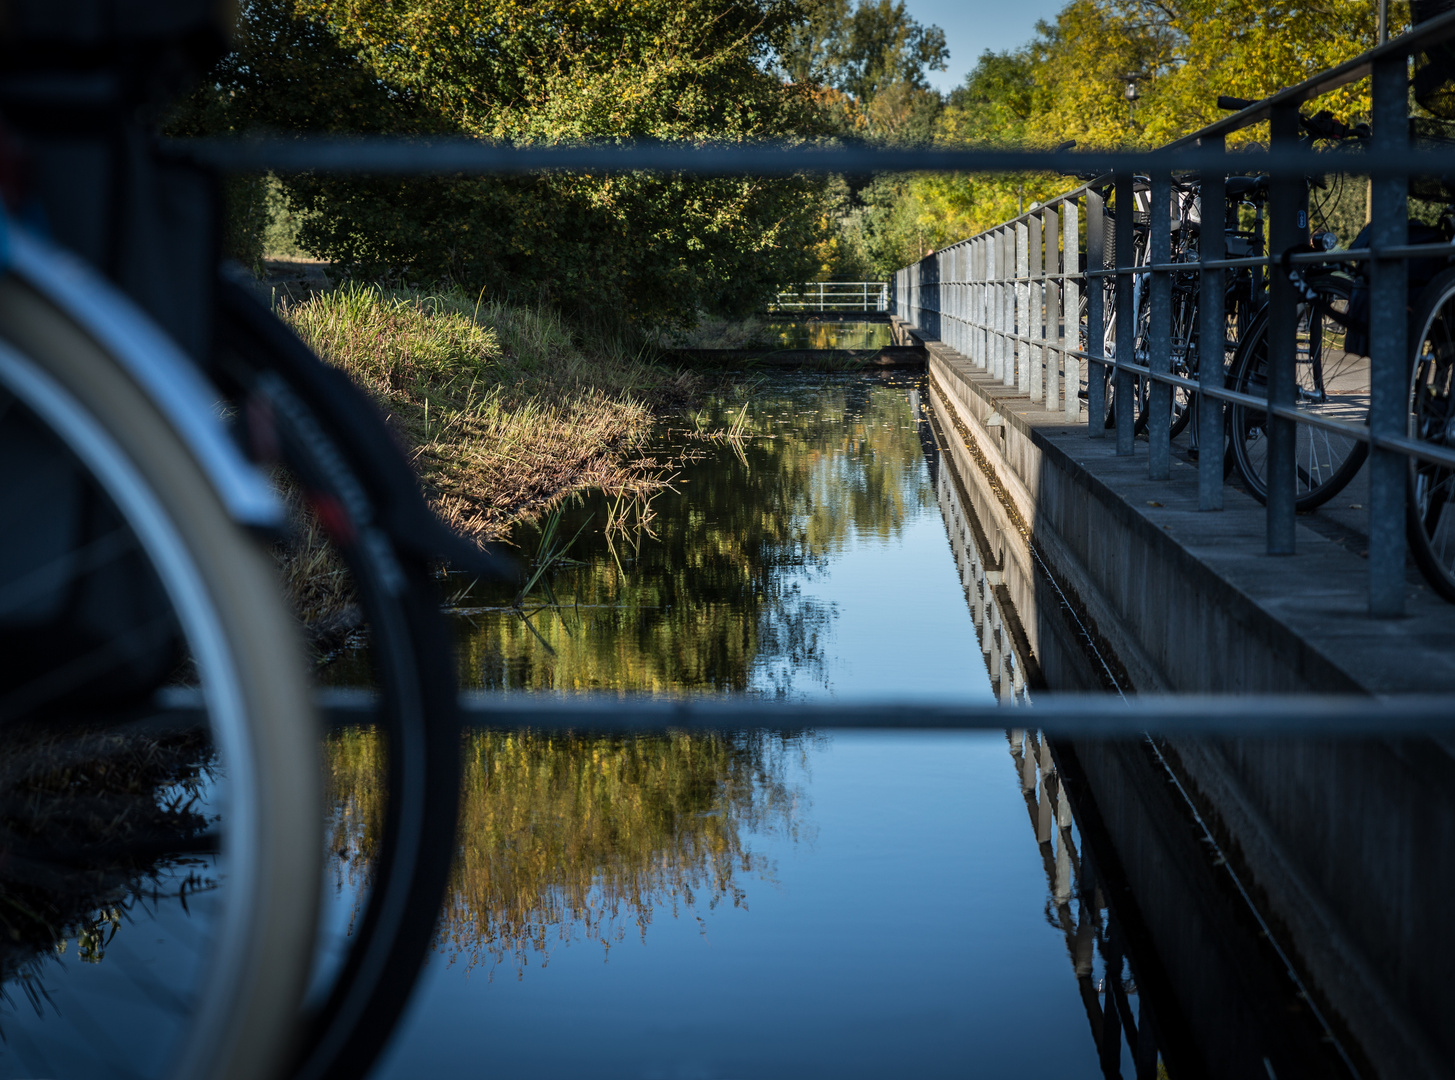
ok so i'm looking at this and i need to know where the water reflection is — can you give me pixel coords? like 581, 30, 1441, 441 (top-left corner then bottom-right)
326, 728, 809, 979
452, 372, 954, 697
0, 712, 223, 1077
763, 320, 894, 351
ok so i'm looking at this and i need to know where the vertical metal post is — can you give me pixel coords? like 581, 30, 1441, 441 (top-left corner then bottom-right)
983, 235, 993, 375
948, 247, 958, 352
1004, 228, 1018, 388
1030, 214, 1044, 402
1087, 191, 1106, 436
1002, 227, 1013, 384
968, 242, 975, 355
1199, 139, 1227, 510
1115, 173, 1136, 455
1045, 205, 1060, 413
993, 230, 1005, 382
1063, 199, 1080, 423
1370, 54, 1409, 615
990, 232, 1002, 380
1017, 219, 1031, 393
1148, 173, 1173, 479
956, 244, 967, 354
971, 238, 982, 367
1266, 102, 1300, 555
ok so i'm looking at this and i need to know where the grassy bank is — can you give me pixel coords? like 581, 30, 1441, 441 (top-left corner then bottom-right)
278, 283, 691, 543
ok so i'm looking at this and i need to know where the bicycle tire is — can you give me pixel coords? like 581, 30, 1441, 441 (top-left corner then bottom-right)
212, 284, 463, 1080
0, 269, 320, 1080
1227, 275, 1368, 510
1406, 267, 1455, 602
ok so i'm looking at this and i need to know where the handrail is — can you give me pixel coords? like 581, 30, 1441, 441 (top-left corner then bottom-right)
890, 14, 1455, 620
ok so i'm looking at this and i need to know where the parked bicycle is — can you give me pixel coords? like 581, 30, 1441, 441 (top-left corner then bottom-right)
0, 6, 513, 1079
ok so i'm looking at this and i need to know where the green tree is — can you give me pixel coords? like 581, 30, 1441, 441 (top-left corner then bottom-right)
780, 0, 947, 104
881, 0, 1390, 258
185, 0, 837, 325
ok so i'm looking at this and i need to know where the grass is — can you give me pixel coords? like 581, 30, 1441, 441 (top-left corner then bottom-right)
278, 283, 693, 543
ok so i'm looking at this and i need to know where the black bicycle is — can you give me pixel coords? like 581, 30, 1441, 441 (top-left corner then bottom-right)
0, 7, 514, 1079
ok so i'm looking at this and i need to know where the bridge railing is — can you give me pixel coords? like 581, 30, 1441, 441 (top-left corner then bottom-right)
768, 281, 889, 312
891, 11, 1455, 618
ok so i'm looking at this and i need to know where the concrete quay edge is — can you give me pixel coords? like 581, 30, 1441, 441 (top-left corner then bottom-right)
896, 320, 1455, 696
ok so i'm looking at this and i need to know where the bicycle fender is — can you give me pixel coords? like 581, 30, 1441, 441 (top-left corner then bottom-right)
2, 224, 285, 532
215, 272, 519, 581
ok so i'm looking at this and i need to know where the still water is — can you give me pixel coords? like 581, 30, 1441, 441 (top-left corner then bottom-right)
762, 320, 894, 351
359, 372, 1110, 1077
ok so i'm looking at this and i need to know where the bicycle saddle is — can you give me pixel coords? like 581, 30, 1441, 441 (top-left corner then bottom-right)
1225, 176, 1270, 199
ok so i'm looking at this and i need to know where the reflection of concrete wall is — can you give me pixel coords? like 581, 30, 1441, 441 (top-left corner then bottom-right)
921, 349, 1455, 1079
925, 381, 1114, 694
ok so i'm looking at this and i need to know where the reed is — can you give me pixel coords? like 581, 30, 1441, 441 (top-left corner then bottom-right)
279, 283, 689, 542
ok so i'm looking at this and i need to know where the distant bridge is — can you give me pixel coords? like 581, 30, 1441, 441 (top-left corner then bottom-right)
767, 281, 888, 314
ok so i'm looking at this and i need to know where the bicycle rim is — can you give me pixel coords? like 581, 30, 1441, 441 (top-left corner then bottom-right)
212, 298, 463, 1080
0, 277, 319, 1080
1228, 280, 1368, 510
1407, 268, 1455, 602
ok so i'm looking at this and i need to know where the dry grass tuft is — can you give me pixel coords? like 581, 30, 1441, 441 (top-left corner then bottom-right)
279, 283, 689, 542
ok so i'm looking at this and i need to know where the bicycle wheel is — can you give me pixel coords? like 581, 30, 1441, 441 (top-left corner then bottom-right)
1135, 281, 1198, 440
213, 280, 465, 1080
1406, 267, 1455, 602
1103, 278, 1149, 434
1227, 274, 1368, 510
0, 262, 320, 1079
1188, 285, 1254, 476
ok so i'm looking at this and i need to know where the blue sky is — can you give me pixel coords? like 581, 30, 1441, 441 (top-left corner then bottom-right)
901, 0, 1069, 93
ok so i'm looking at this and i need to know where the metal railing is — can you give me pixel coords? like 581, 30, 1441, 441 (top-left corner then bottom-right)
890, 11, 1455, 619
768, 281, 889, 312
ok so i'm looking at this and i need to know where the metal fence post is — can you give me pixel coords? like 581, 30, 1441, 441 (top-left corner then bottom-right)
1266, 101, 1300, 555
993, 230, 1004, 381
1199, 138, 1226, 511
979, 236, 988, 372
1030, 212, 1044, 404
1044, 204, 1061, 414
1086, 191, 1106, 436
969, 239, 979, 367
999, 228, 1011, 383
1148, 173, 1173, 480
1063, 199, 1080, 423
1005, 227, 1018, 388
946, 248, 957, 353
1017, 219, 1031, 393
988, 233, 1000, 379
956, 244, 967, 355
1369, 53, 1410, 616
1115, 173, 1136, 455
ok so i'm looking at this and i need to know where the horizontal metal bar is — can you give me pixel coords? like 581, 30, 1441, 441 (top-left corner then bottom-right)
299, 689, 1455, 737
164, 137, 1455, 179
942, 243, 1452, 283
909, 318, 1455, 470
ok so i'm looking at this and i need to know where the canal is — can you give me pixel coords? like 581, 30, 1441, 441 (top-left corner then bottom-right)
0, 367, 1385, 1079
343, 371, 1119, 1078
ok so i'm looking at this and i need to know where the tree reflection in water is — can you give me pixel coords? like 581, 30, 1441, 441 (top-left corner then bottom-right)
0, 715, 217, 1008
326, 728, 811, 979
454, 372, 932, 694
328, 373, 936, 977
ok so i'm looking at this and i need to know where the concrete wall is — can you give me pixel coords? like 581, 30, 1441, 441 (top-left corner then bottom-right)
916, 326, 1455, 1080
